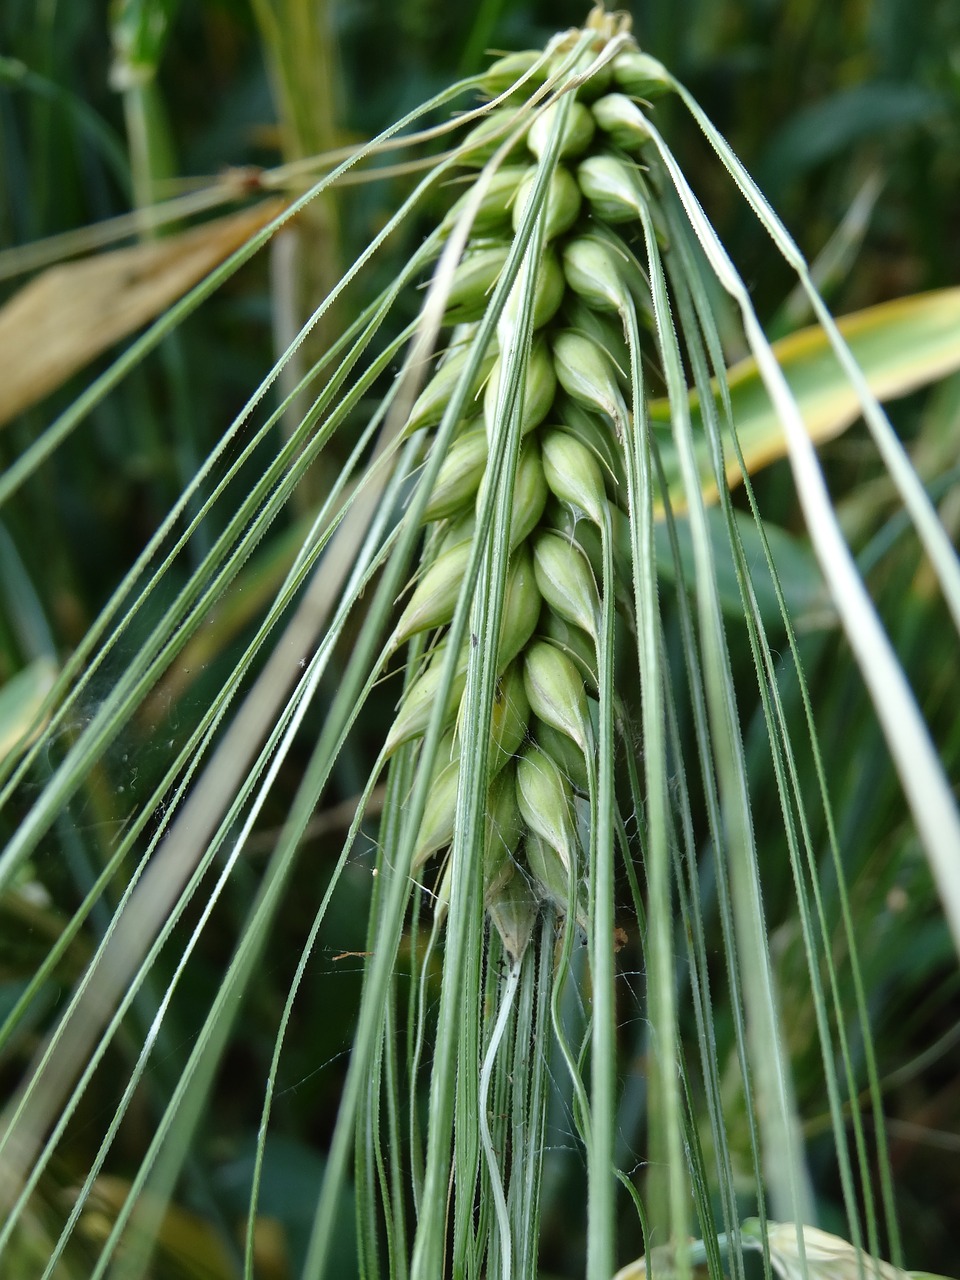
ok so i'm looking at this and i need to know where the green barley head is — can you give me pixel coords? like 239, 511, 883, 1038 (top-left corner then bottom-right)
344, 8, 960, 1277
3, 6, 958, 1280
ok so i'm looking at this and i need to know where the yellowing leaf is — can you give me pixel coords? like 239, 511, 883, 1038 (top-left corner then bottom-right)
650, 287, 960, 502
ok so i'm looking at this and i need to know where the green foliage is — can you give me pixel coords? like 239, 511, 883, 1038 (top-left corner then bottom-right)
1, 2, 959, 1278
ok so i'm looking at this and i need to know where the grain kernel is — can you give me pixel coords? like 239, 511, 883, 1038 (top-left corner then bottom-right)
460, 107, 529, 167
445, 165, 528, 235
610, 49, 673, 99
533, 530, 601, 642
523, 638, 592, 752
576, 152, 644, 223
480, 50, 546, 100
489, 660, 531, 777
512, 164, 582, 240
541, 426, 607, 525
422, 423, 488, 523
443, 246, 511, 323
562, 235, 630, 314
487, 869, 538, 963
534, 717, 590, 793
552, 329, 627, 423
591, 92, 653, 153
392, 539, 472, 647
384, 642, 469, 756
476, 440, 547, 549
485, 763, 523, 901
527, 99, 596, 161
498, 543, 543, 668
483, 337, 557, 444
406, 344, 497, 436
414, 753, 460, 867
516, 745, 579, 877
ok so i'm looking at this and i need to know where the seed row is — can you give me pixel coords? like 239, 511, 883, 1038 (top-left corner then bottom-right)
388, 40, 673, 949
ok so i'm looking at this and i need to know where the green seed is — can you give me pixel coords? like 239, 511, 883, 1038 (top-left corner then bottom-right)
610, 49, 673, 99
545, 500, 633, 618
541, 426, 607, 525
512, 164, 582, 240
516, 744, 579, 878
531, 249, 565, 328
443, 245, 511, 323
438, 511, 476, 554
430, 726, 460, 777
539, 611, 599, 692
545, 50, 613, 104
422, 423, 488, 523
561, 298, 631, 386
392, 538, 472, 647
576, 152, 644, 223
591, 92, 653, 153
533, 529, 600, 641
414, 752, 460, 868
476, 439, 547, 549
445, 165, 528, 235
459, 107, 529, 167
544, 498, 603, 580
524, 831, 570, 913
524, 831, 586, 925
562, 235, 630, 314
571, 57, 613, 103
550, 399, 621, 481
580, 222, 655, 320
527, 99, 596, 161
552, 329, 627, 424
511, 442, 549, 545
384, 641, 469, 756
497, 542, 543, 668
488, 760, 523, 852
483, 337, 557, 444
523, 638, 592, 752
489, 660, 531, 777
413, 663, 529, 868
485, 763, 523, 901
486, 867, 538, 963
480, 50, 546, 100
497, 249, 566, 334
535, 717, 590, 793
406, 343, 497, 436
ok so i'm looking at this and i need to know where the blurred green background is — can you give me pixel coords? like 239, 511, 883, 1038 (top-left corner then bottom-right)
1, 0, 958, 1275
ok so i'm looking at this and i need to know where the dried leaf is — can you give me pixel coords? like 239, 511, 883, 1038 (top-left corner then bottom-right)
80, 1176, 288, 1280
0, 199, 286, 426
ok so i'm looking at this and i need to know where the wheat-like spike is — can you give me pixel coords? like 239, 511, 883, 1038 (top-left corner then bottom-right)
382, 19, 670, 941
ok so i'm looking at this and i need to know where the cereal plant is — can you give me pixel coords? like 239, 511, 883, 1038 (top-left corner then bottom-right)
1, 4, 959, 1277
